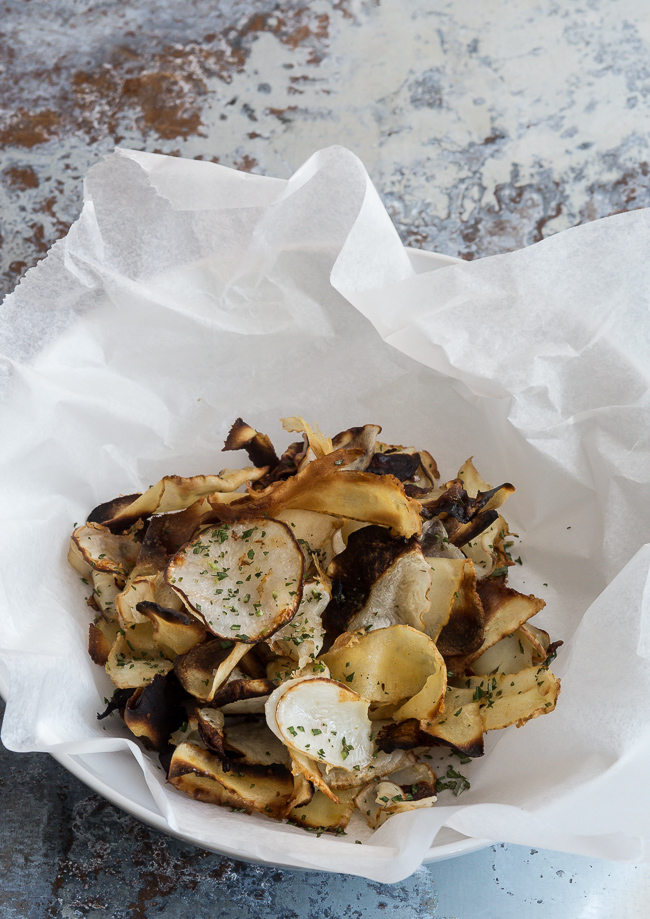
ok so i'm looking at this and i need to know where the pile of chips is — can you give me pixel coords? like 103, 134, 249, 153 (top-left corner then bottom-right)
69, 417, 560, 832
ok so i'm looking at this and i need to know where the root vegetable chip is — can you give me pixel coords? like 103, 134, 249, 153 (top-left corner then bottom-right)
165, 519, 304, 643
320, 625, 446, 720
168, 742, 297, 818
268, 578, 330, 669
70, 523, 139, 579
72, 414, 560, 835
266, 676, 374, 770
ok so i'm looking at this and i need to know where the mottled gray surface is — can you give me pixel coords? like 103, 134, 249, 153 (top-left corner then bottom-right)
3, 0, 650, 915
2, 0, 650, 300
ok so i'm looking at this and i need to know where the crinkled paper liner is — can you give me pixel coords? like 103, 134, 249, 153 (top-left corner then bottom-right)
1, 146, 649, 881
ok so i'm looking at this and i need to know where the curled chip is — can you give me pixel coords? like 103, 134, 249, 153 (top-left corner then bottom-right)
320, 625, 446, 721
266, 677, 375, 770
72, 414, 560, 835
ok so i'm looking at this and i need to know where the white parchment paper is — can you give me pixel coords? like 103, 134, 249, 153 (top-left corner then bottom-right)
1, 146, 649, 881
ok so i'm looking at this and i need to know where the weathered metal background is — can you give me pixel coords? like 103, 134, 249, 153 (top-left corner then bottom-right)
3, 0, 650, 302
2, 0, 650, 915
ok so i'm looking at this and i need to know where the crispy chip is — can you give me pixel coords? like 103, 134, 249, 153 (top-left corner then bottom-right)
166, 519, 304, 643
168, 742, 296, 818
321, 625, 446, 721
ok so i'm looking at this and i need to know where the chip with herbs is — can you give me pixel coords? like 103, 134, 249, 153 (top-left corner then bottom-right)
70, 416, 560, 834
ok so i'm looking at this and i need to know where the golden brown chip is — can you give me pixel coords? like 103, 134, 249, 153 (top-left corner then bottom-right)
173, 638, 250, 702
168, 742, 296, 818
223, 418, 280, 469
88, 618, 121, 666
208, 449, 422, 538
320, 625, 446, 721
420, 687, 485, 758
288, 787, 357, 832
137, 601, 207, 657
447, 580, 545, 673
467, 667, 561, 731
100, 469, 269, 531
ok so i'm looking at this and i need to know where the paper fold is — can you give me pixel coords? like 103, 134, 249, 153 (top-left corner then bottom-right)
1, 145, 649, 881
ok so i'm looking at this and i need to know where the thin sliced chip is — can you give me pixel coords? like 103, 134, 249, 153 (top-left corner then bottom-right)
137, 600, 207, 657
195, 708, 227, 758
424, 557, 484, 657
288, 787, 357, 831
166, 519, 304, 643
223, 418, 280, 469
519, 622, 551, 663
89, 618, 121, 666
462, 515, 511, 577
355, 762, 437, 828
290, 750, 340, 802
331, 424, 382, 470
123, 672, 186, 750
347, 549, 432, 633
447, 580, 545, 672
168, 742, 296, 818
208, 449, 422, 538
320, 625, 446, 720
90, 570, 122, 619
466, 667, 561, 731
100, 468, 269, 530
71, 523, 139, 579
115, 575, 156, 626
457, 458, 515, 512
105, 625, 173, 689
324, 526, 422, 635
212, 677, 277, 708
471, 626, 543, 675
173, 638, 250, 702
392, 670, 447, 723
421, 557, 467, 640
321, 747, 411, 789
435, 560, 484, 658
281, 416, 333, 460
275, 508, 343, 572
268, 579, 329, 669
221, 719, 291, 768
266, 676, 374, 770
420, 687, 485, 758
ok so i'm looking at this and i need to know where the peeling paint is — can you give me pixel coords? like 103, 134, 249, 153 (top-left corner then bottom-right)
2, 0, 650, 302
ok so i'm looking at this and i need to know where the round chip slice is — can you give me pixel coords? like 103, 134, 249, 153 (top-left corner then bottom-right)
165, 519, 304, 643
266, 676, 374, 770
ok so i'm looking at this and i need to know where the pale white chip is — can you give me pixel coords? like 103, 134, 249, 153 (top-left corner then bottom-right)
265, 677, 374, 770
268, 578, 329, 668
90, 570, 121, 618
165, 519, 304, 642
